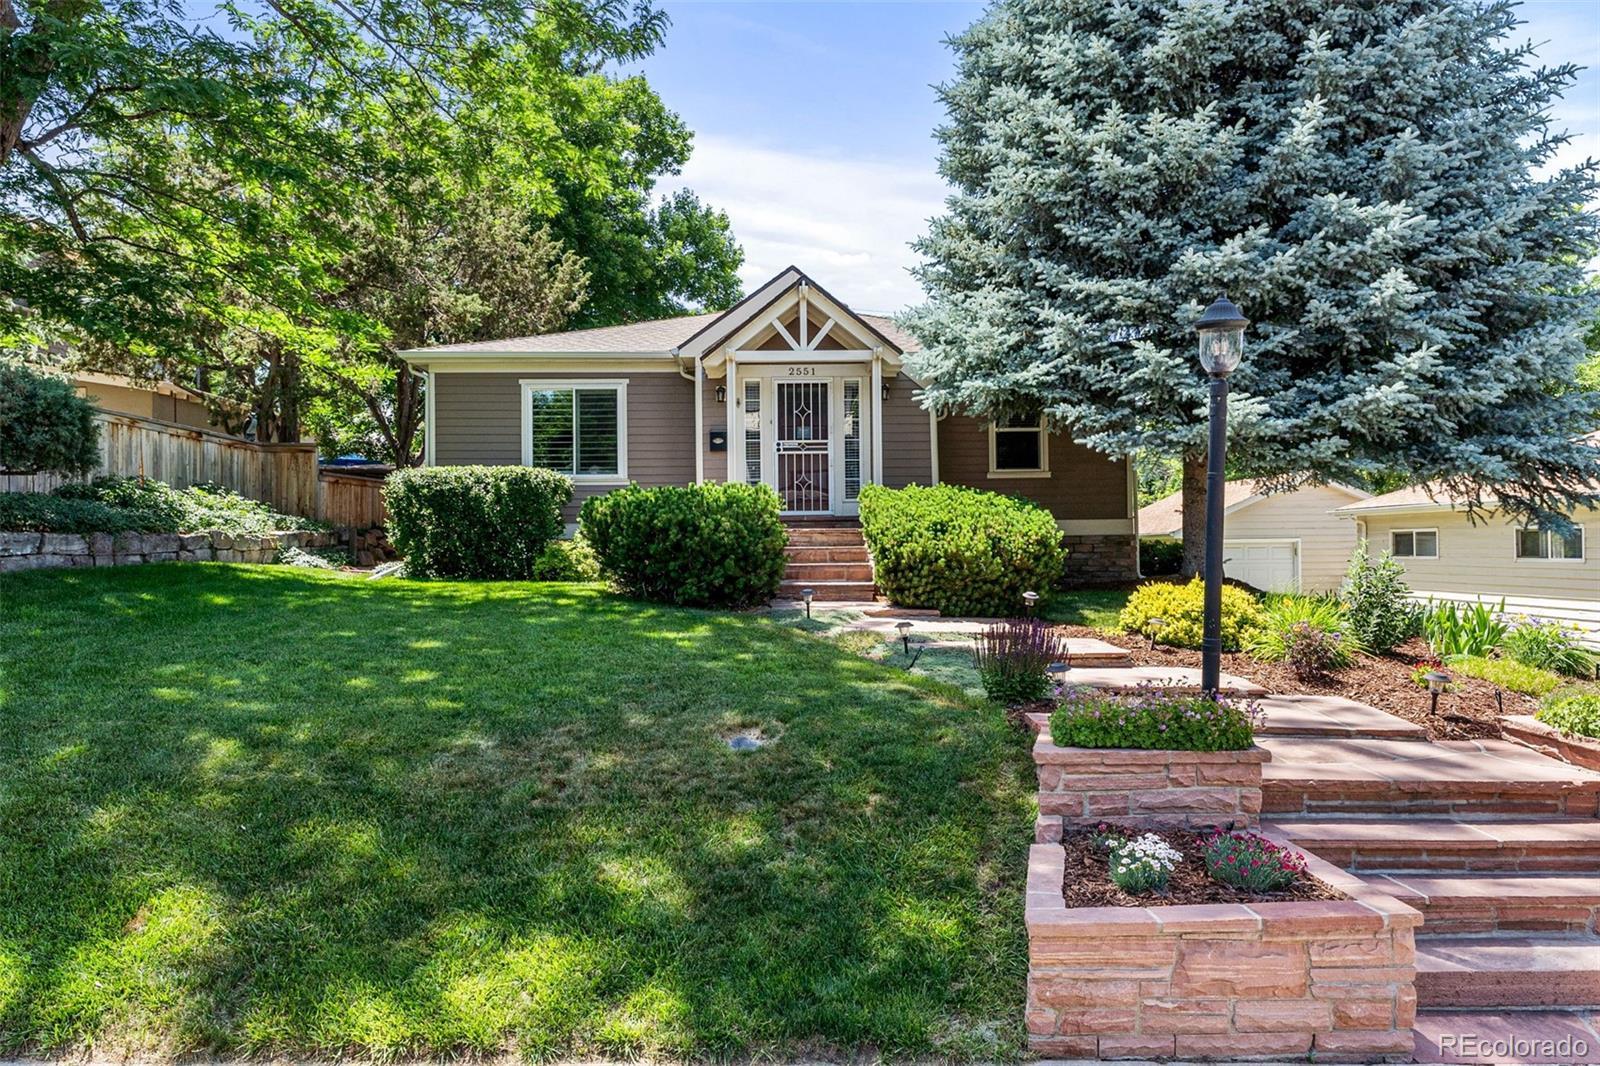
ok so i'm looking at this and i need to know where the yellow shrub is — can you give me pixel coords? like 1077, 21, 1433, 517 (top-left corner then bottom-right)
1118, 578, 1264, 651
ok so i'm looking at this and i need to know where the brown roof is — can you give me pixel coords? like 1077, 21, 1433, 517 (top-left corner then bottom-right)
1334, 432, 1600, 515
1138, 479, 1266, 537
404, 312, 723, 355
860, 314, 921, 354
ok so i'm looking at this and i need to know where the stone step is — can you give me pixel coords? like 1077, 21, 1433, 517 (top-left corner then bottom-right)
1416, 935, 1600, 1009
1268, 817, 1600, 872
784, 528, 865, 546
1054, 664, 1267, 696
1261, 736, 1600, 817
1413, 1009, 1600, 1063
777, 579, 877, 601
782, 561, 874, 583
783, 545, 870, 564
1367, 872, 1600, 934
1253, 693, 1428, 740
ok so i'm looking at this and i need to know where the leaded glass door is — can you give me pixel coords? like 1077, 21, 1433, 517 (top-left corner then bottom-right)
775, 379, 830, 513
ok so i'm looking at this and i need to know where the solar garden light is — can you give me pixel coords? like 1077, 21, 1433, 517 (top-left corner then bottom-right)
1023, 590, 1039, 617
1423, 669, 1452, 717
1147, 616, 1167, 650
1195, 294, 1249, 698
801, 587, 815, 619
895, 620, 913, 655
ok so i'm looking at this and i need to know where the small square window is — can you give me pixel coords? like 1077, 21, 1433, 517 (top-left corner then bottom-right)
1414, 530, 1438, 558
1558, 529, 1585, 560
989, 414, 1047, 474
1391, 529, 1437, 559
1392, 531, 1413, 557
1517, 526, 1585, 561
1516, 528, 1545, 559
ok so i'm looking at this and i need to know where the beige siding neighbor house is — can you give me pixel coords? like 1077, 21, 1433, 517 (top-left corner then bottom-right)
1139, 480, 1371, 593
402, 267, 1138, 585
1332, 487, 1600, 648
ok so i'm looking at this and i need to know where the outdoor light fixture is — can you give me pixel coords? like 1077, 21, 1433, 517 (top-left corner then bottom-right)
1424, 669, 1452, 717
715, 384, 727, 403
1023, 590, 1039, 617
1147, 616, 1167, 650
801, 587, 815, 619
882, 382, 891, 401
896, 620, 913, 655
1195, 295, 1249, 697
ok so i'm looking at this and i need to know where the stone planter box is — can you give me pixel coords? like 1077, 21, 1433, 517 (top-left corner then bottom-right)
1035, 731, 1269, 830
1502, 714, 1600, 773
1025, 832, 1422, 1062
0, 529, 334, 572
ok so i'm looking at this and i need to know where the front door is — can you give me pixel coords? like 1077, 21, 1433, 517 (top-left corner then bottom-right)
775, 379, 830, 514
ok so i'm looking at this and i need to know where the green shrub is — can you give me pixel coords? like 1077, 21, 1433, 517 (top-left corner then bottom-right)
1502, 620, 1598, 679
530, 536, 602, 581
1139, 537, 1183, 577
0, 361, 100, 476
384, 466, 571, 579
1245, 595, 1364, 677
858, 484, 1066, 617
0, 491, 163, 533
579, 482, 787, 608
1423, 598, 1507, 659
1340, 542, 1421, 653
1049, 689, 1259, 751
0, 477, 318, 536
972, 618, 1067, 705
1537, 688, 1600, 739
1118, 578, 1264, 651
1450, 655, 1563, 697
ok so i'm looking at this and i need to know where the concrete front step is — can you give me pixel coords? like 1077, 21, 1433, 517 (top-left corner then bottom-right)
1055, 664, 1267, 696
782, 561, 873, 582
784, 528, 865, 547
1253, 693, 1427, 740
1414, 1009, 1600, 1063
784, 545, 869, 564
1269, 817, 1600, 873
1261, 736, 1600, 816
777, 579, 876, 601
1416, 935, 1600, 1008
1365, 872, 1600, 934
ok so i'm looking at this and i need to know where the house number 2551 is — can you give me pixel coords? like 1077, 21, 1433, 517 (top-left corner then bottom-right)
786, 367, 817, 376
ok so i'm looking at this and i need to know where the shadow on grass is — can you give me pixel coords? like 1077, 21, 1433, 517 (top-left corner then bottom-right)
0, 565, 1035, 1060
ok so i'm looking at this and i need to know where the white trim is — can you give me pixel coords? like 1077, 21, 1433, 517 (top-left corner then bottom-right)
870, 354, 884, 485
987, 415, 1050, 477
1223, 537, 1303, 593
423, 370, 436, 467
518, 378, 628, 483
693, 355, 704, 485
725, 356, 739, 482
928, 407, 940, 485
1513, 525, 1587, 563
724, 350, 877, 365
1390, 527, 1439, 559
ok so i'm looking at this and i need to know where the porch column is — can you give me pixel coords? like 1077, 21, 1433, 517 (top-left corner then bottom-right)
870, 352, 884, 485
726, 352, 739, 483
692, 353, 704, 484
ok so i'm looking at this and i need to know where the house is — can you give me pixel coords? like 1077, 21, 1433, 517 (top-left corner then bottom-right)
400, 266, 1139, 584
71, 371, 231, 433
1332, 484, 1600, 648
1138, 479, 1371, 593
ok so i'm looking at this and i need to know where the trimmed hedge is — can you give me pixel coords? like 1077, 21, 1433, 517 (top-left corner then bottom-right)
858, 484, 1066, 617
0, 361, 100, 477
384, 466, 571, 579
1118, 577, 1264, 651
579, 482, 787, 608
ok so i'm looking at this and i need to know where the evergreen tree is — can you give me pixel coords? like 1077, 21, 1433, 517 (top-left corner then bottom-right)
906, 0, 1600, 573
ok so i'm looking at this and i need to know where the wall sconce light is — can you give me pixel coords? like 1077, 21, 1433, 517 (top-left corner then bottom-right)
881, 382, 891, 401
715, 384, 727, 403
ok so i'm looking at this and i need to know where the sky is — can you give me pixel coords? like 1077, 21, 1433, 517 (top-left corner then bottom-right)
638, 0, 1600, 314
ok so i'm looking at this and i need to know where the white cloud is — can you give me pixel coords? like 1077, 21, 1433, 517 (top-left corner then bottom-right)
663, 135, 950, 314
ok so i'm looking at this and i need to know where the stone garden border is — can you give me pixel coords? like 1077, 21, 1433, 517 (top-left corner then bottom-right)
1025, 832, 1422, 1061
1502, 714, 1600, 773
0, 529, 336, 572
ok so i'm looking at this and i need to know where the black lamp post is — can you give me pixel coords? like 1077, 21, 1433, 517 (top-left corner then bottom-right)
1195, 296, 1249, 698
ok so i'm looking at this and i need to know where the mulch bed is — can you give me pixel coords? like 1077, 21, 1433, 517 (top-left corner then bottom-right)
1055, 626, 1533, 740
1060, 827, 1346, 908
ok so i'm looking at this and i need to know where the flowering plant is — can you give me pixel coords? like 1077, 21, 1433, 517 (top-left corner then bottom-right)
1107, 833, 1182, 894
1202, 830, 1307, 892
1050, 686, 1261, 751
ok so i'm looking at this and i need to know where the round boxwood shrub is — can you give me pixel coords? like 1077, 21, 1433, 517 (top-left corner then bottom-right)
858, 483, 1066, 617
1118, 577, 1265, 651
384, 465, 572, 579
579, 482, 787, 608
0, 360, 100, 476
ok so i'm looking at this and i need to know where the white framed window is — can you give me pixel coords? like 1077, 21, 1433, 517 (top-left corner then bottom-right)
1515, 526, 1585, 562
988, 413, 1049, 477
1390, 528, 1439, 559
519, 379, 627, 482
743, 379, 762, 485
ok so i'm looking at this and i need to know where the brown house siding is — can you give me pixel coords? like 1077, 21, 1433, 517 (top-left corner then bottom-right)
936, 416, 1129, 520
431, 370, 694, 520
881, 378, 935, 488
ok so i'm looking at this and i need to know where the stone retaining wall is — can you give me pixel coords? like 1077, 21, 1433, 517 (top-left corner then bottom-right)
1502, 714, 1600, 773
1062, 533, 1138, 587
1025, 839, 1422, 1062
0, 529, 335, 571
1035, 734, 1268, 829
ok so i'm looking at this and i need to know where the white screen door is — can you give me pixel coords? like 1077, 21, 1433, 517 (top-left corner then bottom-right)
776, 380, 830, 513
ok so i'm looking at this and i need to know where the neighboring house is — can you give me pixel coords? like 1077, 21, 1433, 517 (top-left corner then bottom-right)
400, 266, 1138, 584
1138, 479, 1371, 593
72, 371, 228, 432
1332, 485, 1600, 648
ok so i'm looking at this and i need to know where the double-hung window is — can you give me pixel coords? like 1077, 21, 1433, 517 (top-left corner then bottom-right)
988, 413, 1049, 477
1515, 526, 1585, 561
1390, 529, 1438, 559
520, 380, 627, 481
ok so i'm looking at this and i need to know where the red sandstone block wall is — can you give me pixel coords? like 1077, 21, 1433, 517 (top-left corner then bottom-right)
1035, 739, 1268, 828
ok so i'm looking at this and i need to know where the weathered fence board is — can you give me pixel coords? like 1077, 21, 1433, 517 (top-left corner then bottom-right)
317, 471, 389, 528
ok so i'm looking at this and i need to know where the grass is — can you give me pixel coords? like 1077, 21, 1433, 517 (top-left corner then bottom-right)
0, 565, 1035, 1060
1040, 588, 1131, 630
1449, 655, 1566, 696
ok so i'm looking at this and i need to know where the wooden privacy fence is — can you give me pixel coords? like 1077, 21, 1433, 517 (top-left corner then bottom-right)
1, 411, 389, 527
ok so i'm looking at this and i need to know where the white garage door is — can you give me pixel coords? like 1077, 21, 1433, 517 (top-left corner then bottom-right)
1225, 541, 1298, 593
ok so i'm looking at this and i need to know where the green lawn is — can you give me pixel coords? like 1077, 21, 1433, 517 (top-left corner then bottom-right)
1041, 588, 1131, 630
0, 566, 1034, 1059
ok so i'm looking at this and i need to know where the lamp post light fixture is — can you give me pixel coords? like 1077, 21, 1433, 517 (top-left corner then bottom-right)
1195, 295, 1249, 698
896, 620, 913, 655
1023, 590, 1039, 617
1423, 669, 1452, 717
801, 587, 815, 619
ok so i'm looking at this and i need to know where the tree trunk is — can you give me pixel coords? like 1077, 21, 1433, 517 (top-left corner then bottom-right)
1179, 452, 1208, 578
